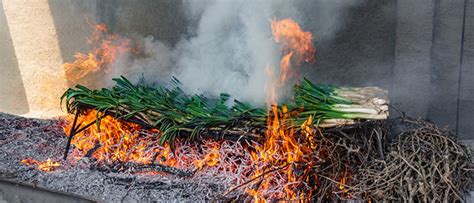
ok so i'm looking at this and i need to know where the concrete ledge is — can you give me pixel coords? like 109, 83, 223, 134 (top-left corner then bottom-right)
0, 178, 99, 203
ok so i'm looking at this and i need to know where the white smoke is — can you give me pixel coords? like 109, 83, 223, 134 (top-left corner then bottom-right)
108, 36, 174, 86
297, 0, 363, 41
173, 0, 286, 105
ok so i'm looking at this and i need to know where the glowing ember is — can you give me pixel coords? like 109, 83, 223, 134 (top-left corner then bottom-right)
338, 168, 352, 198
21, 158, 61, 172
194, 143, 219, 170
339, 175, 347, 190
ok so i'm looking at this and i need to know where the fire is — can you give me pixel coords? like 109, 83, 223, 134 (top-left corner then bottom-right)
64, 23, 130, 86
254, 32, 317, 198
271, 18, 316, 85
243, 18, 327, 200
194, 143, 219, 170
338, 167, 352, 197
248, 106, 318, 200
63, 110, 226, 172
63, 110, 173, 165
61, 22, 228, 172
21, 158, 61, 172
339, 176, 347, 190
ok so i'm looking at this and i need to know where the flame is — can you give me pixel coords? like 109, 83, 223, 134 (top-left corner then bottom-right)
194, 143, 219, 170
245, 18, 319, 200
21, 158, 61, 172
279, 51, 293, 84
338, 167, 352, 197
264, 64, 277, 105
339, 176, 347, 190
63, 110, 173, 165
63, 110, 225, 172
64, 23, 130, 86
61, 21, 229, 172
248, 105, 316, 200
271, 18, 316, 85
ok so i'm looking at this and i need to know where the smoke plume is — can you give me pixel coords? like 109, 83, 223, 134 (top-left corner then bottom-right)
173, 0, 285, 105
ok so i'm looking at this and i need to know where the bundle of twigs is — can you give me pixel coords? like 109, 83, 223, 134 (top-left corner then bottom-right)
305, 120, 388, 200
61, 76, 389, 145
351, 118, 472, 202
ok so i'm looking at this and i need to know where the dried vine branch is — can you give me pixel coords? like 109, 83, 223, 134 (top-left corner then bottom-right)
351, 118, 472, 202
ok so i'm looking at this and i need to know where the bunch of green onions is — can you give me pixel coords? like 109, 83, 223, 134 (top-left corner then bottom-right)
62, 76, 388, 144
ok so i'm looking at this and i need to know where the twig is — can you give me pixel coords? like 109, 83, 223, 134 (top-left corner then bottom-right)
222, 164, 289, 197
63, 110, 79, 160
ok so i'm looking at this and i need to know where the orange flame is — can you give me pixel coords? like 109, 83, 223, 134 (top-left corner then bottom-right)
194, 143, 219, 170
338, 167, 352, 196
249, 106, 317, 200
63, 110, 225, 172
21, 158, 61, 172
63, 110, 173, 166
64, 23, 130, 86
246, 18, 319, 200
271, 17, 316, 85
339, 176, 347, 190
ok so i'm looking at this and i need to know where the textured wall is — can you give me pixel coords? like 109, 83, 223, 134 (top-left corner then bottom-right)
113, 0, 187, 46
301, 0, 472, 139
458, 0, 474, 139
0, 0, 29, 115
2, 0, 68, 118
304, 0, 396, 91
48, 0, 97, 63
393, 0, 433, 118
428, 0, 466, 132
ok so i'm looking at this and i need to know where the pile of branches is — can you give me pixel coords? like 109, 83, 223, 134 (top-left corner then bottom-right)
228, 120, 390, 201
350, 118, 472, 202
225, 118, 472, 201
313, 120, 388, 200
61, 76, 388, 145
